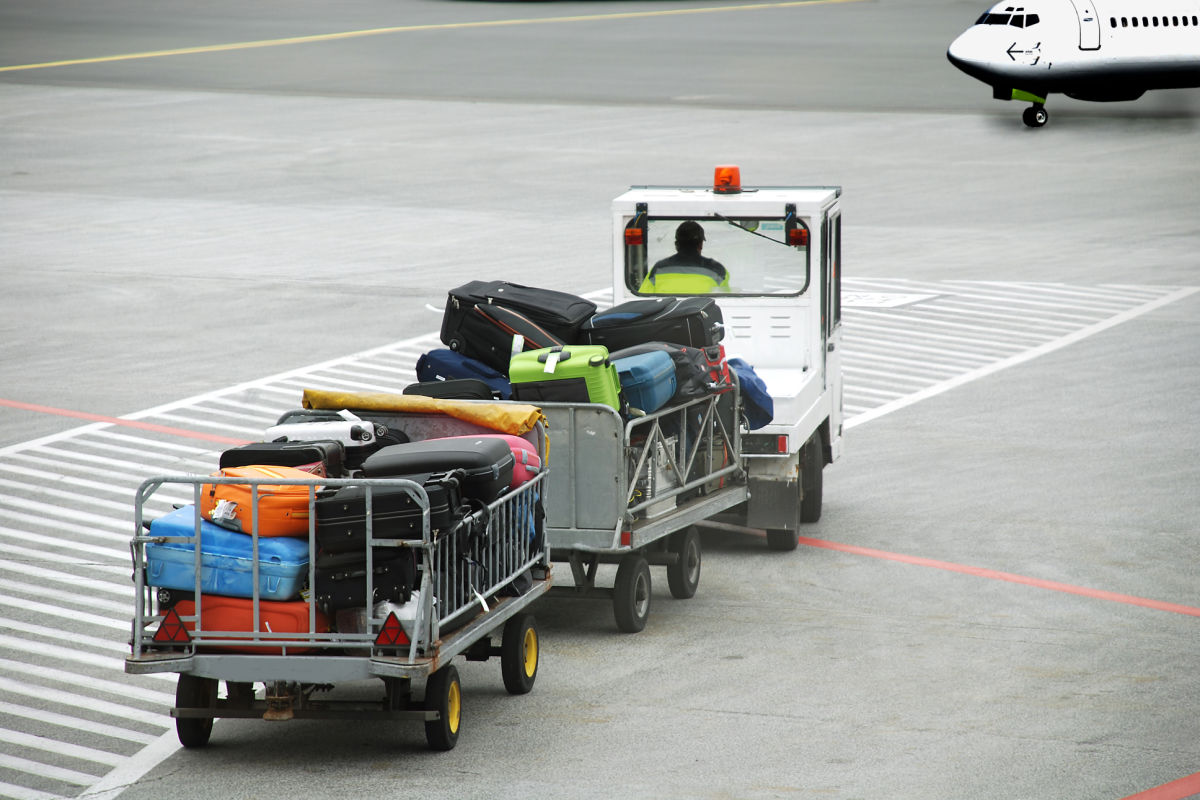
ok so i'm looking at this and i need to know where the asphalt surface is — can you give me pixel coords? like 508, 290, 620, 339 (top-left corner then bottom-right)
1, 1, 1198, 799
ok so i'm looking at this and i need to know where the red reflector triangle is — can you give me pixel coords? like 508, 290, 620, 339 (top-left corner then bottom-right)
153, 607, 191, 644
374, 612, 410, 647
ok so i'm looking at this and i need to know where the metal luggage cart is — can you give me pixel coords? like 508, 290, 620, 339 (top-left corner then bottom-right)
126, 452, 549, 752
541, 386, 748, 632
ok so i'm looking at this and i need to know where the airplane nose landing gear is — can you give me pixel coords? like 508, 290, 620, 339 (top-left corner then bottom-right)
1022, 104, 1049, 128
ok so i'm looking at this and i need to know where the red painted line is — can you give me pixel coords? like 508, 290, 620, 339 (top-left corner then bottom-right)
1119, 772, 1200, 800
0, 398, 251, 446
796, 536, 1200, 619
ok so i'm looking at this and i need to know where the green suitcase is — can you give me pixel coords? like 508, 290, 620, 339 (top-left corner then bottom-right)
509, 345, 622, 411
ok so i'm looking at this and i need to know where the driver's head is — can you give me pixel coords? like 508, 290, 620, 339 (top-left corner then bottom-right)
675, 221, 705, 254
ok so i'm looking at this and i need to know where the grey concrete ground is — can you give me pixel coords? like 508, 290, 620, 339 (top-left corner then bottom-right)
1, 1, 1198, 798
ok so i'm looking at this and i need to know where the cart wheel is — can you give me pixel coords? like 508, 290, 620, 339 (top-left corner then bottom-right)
666, 527, 702, 600
799, 431, 824, 524
175, 674, 217, 748
613, 553, 651, 633
424, 665, 462, 751
501, 613, 539, 695
766, 527, 800, 552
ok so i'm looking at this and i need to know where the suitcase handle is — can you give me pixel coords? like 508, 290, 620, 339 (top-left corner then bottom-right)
536, 346, 608, 368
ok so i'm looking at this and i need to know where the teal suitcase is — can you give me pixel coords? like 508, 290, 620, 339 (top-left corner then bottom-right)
509, 345, 622, 411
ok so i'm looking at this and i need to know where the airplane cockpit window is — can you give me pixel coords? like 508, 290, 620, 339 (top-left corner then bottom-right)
977, 6, 1039, 26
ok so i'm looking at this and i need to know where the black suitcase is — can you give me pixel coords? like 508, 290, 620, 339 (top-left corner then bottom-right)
441, 280, 597, 371
269, 409, 409, 472
361, 438, 515, 502
315, 472, 464, 553
314, 548, 417, 616
581, 297, 725, 351
609, 342, 715, 403
218, 439, 347, 477
402, 379, 497, 401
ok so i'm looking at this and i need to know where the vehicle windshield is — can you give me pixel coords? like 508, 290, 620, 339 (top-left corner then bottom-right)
626, 216, 811, 297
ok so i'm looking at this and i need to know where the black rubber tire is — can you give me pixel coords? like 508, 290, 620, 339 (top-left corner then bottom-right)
799, 432, 824, 524
424, 665, 462, 751
175, 674, 217, 749
500, 613, 539, 695
613, 553, 652, 633
666, 527, 702, 600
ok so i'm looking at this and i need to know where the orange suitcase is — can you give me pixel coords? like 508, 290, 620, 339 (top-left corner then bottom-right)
174, 596, 329, 654
200, 465, 320, 538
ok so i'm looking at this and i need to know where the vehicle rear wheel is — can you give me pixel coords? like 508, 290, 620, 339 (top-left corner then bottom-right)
424, 665, 462, 751
666, 527, 702, 599
175, 674, 217, 748
799, 432, 824, 524
613, 553, 651, 633
501, 613, 539, 695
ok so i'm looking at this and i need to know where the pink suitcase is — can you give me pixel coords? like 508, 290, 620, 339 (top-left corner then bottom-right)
435, 434, 541, 490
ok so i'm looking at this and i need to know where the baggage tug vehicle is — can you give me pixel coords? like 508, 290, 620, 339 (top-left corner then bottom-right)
542, 166, 844, 631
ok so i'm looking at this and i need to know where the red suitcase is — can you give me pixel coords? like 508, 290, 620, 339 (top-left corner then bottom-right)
174, 596, 329, 654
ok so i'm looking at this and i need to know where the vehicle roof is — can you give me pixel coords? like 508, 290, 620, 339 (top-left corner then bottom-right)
613, 185, 841, 215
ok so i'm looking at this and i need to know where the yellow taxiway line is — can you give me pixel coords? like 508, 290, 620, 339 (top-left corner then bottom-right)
0, 0, 863, 73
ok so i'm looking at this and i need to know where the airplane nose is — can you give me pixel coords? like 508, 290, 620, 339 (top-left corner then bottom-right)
946, 30, 990, 81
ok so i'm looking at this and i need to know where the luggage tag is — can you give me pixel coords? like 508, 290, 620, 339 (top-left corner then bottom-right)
542, 349, 561, 374
209, 498, 240, 527
510, 334, 525, 360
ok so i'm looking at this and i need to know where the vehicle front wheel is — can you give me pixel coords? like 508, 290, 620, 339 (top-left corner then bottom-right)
666, 527, 702, 599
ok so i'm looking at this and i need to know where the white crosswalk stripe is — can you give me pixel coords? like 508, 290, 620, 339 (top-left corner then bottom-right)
0, 279, 1193, 799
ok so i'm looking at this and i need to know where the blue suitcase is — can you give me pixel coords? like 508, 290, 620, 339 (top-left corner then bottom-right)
416, 349, 512, 399
145, 505, 310, 601
613, 350, 677, 413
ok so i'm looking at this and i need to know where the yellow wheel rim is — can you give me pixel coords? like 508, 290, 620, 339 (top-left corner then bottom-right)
523, 628, 538, 678
446, 679, 461, 735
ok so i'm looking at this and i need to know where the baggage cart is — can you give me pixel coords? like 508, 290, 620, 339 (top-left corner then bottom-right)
126, 421, 549, 752
542, 385, 748, 632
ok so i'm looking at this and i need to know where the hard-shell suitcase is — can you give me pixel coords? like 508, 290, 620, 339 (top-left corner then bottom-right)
415, 349, 512, 399
442, 280, 597, 347
581, 297, 725, 350
314, 472, 464, 553
609, 342, 713, 403
266, 410, 408, 471
173, 596, 329, 654
361, 437, 515, 501
508, 345, 622, 411
218, 439, 346, 478
200, 465, 320, 538
403, 378, 496, 401
146, 505, 310, 601
314, 548, 418, 616
613, 349, 678, 413
430, 434, 541, 490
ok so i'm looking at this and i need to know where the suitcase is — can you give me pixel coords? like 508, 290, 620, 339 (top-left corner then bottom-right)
430, 434, 541, 490
146, 505, 310, 601
609, 342, 713, 403
508, 345, 623, 411
200, 465, 320, 538
415, 349, 512, 399
441, 301, 566, 374
442, 279, 597, 346
218, 439, 346, 478
266, 410, 408, 471
361, 437, 515, 501
613, 349, 678, 414
315, 472, 464, 553
314, 548, 418, 616
403, 378, 496, 401
581, 297, 725, 350
173, 596, 329, 654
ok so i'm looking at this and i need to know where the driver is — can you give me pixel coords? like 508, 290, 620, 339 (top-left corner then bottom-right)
639, 220, 730, 294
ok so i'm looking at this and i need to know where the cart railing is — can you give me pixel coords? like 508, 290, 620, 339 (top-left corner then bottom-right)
130, 469, 549, 664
